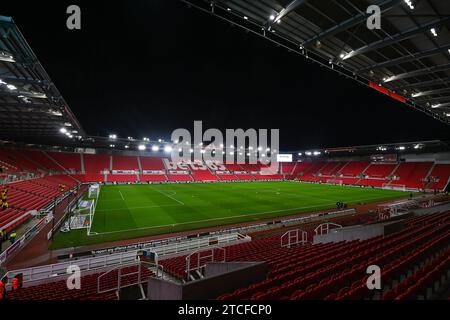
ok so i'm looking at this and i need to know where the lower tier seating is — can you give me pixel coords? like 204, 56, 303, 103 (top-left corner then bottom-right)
7, 265, 153, 300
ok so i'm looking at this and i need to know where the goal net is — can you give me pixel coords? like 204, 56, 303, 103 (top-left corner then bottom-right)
382, 183, 406, 191
89, 184, 100, 199
61, 199, 94, 232
326, 179, 343, 185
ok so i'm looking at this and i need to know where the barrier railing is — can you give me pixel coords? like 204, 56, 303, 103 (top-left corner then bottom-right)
281, 229, 308, 248
185, 246, 226, 280
5, 232, 249, 283
97, 262, 144, 294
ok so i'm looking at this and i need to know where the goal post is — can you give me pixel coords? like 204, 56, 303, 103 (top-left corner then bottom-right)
88, 184, 100, 199
326, 179, 343, 185
382, 183, 406, 191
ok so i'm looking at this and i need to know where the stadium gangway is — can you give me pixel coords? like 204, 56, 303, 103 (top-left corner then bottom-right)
5, 232, 250, 283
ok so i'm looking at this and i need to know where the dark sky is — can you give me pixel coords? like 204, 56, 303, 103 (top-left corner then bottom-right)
2, 0, 449, 150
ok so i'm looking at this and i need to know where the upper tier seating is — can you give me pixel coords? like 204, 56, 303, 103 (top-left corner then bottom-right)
47, 152, 82, 172
84, 154, 110, 173
139, 157, 166, 171
112, 155, 139, 171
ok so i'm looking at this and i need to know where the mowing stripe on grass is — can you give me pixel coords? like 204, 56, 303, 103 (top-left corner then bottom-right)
89, 195, 386, 236
150, 187, 185, 205
89, 202, 337, 236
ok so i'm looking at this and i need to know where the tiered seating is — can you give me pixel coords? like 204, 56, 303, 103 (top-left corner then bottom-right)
190, 170, 218, 182
0, 149, 42, 171
382, 247, 450, 300
207, 212, 450, 300
73, 174, 105, 183
20, 150, 64, 171
7, 265, 153, 300
239, 164, 265, 172
223, 162, 243, 172
298, 162, 326, 181
111, 155, 139, 171
281, 163, 296, 175
84, 154, 110, 173
427, 164, 450, 191
363, 163, 397, 178
140, 174, 167, 182
391, 162, 433, 189
328, 162, 347, 176
216, 174, 239, 181
339, 161, 369, 177
47, 152, 82, 172
0, 208, 28, 232
319, 162, 339, 176
140, 156, 166, 171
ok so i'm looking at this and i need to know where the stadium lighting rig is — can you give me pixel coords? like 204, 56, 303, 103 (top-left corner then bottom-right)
430, 28, 438, 37
403, 0, 415, 10
164, 145, 173, 153
151, 145, 160, 152
0, 50, 15, 62
138, 145, 146, 151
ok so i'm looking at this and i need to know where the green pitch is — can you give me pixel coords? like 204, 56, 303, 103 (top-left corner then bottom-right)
50, 181, 407, 249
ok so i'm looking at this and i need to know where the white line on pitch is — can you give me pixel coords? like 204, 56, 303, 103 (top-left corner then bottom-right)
95, 203, 182, 213
119, 191, 125, 201
150, 187, 185, 205
89, 193, 396, 236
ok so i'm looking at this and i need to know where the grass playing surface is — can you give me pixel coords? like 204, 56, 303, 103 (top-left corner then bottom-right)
50, 181, 407, 249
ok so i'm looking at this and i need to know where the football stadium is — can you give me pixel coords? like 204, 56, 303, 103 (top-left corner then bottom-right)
0, 0, 450, 307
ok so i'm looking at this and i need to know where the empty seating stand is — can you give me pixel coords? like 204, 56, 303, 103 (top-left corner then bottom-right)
112, 155, 139, 171
140, 156, 166, 171
7, 265, 153, 300
427, 164, 450, 191
47, 152, 82, 172
202, 212, 450, 301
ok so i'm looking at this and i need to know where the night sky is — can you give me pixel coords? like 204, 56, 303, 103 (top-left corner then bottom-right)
2, 0, 449, 151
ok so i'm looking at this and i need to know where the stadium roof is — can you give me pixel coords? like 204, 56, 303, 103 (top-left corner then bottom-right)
0, 16, 85, 143
183, 0, 450, 124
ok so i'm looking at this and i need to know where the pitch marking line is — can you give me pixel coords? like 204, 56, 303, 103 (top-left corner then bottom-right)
119, 191, 125, 201
89, 194, 395, 236
151, 187, 185, 205
95, 204, 182, 213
